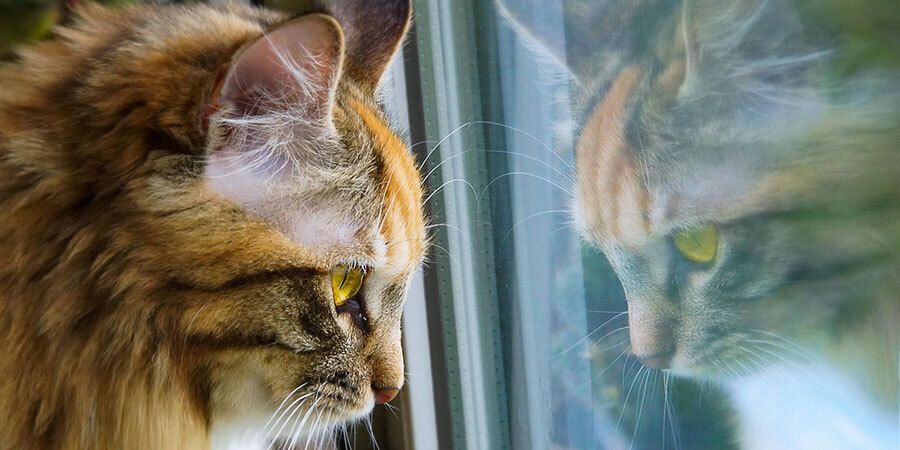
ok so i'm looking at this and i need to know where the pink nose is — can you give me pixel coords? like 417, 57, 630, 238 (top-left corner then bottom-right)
627, 304, 675, 369
373, 387, 399, 405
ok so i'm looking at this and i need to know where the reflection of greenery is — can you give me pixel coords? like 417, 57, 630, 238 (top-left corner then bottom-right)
0, 0, 59, 59
0, 0, 321, 61
0, 0, 151, 60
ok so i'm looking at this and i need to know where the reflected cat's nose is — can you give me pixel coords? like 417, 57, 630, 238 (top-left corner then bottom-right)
373, 386, 399, 404
628, 303, 676, 369
637, 350, 674, 369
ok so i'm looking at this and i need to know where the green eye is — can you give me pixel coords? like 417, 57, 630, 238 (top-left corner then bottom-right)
673, 224, 718, 264
331, 265, 364, 307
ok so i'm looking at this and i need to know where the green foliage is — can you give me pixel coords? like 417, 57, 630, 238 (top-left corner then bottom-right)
0, 0, 59, 58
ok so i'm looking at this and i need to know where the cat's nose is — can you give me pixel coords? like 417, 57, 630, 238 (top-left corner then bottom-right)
636, 349, 674, 369
627, 303, 675, 369
372, 386, 399, 405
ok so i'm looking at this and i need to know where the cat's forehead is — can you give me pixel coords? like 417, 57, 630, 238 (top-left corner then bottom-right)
574, 66, 657, 249
339, 94, 426, 278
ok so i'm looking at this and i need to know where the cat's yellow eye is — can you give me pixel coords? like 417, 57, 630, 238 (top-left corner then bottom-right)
331, 265, 364, 307
673, 225, 718, 264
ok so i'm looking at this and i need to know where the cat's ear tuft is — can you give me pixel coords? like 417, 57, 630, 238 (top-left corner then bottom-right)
216, 14, 345, 121
321, 0, 411, 92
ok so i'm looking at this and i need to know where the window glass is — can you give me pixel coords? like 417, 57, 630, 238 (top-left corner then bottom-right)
410, 0, 899, 448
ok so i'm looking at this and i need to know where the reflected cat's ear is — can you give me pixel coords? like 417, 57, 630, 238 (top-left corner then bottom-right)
213, 14, 344, 123
497, 0, 680, 86
319, 0, 411, 92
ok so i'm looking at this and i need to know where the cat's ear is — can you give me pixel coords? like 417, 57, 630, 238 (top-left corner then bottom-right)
320, 0, 411, 92
215, 13, 344, 121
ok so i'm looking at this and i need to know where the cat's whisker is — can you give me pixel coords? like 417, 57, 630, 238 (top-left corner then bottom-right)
628, 368, 655, 450
289, 392, 321, 449
384, 401, 401, 420
422, 177, 480, 207
421, 149, 472, 184
576, 332, 630, 374
339, 417, 351, 450
416, 122, 476, 173
498, 209, 569, 251
747, 329, 820, 362
423, 242, 462, 271
420, 222, 476, 255
479, 172, 574, 200
663, 372, 681, 450
746, 340, 831, 388
280, 392, 316, 448
481, 149, 574, 183
304, 404, 324, 450
257, 384, 308, 441
465, 120, 574, 170
365, 413, 380, 450
616, 365, 647, 434
554, 312, 628, 357
530, 224, 574, 258
263, 391, 313, 445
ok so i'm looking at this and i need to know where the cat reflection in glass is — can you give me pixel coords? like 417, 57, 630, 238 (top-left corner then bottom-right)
501, 0, 899, 448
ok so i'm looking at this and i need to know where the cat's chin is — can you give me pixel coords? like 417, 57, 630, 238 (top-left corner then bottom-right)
211, 393, 375, 450
659, 350, 752, 382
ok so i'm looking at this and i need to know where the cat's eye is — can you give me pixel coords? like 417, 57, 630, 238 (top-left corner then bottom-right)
331, 265, 365, 307
673, 225, 718, 264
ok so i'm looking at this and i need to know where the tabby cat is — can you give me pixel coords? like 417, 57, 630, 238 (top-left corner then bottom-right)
0, 1, 425, 449
500, 0, 899, 448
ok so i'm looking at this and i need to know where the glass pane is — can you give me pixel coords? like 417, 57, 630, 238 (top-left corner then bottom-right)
415, 0, 899, 448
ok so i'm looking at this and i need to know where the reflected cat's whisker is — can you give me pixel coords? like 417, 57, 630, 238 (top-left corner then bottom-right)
616, 365, 647, 434
662, 372, 681, 450
629, 369, 655, 450
586, 347, 630, 385
748, 329, 820, 362
746, 341, 832, 388
576, 337, 630, 373
554, 313, 629, 357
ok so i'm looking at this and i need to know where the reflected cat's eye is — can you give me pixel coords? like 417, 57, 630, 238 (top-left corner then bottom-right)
673, 225, 718, 264
331, 265, 364, 307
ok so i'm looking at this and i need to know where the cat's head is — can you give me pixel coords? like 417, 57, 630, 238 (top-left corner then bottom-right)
500, 0, 899, 378
1, 0, 423, 442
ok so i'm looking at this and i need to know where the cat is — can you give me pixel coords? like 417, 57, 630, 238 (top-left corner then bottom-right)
0, 1, 425, 449
499, 0, 899, 448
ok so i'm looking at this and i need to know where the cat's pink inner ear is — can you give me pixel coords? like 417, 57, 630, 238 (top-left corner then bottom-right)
220, 14, 345, 118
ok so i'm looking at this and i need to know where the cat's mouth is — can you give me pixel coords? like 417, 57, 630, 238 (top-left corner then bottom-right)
656, 338, 762, 381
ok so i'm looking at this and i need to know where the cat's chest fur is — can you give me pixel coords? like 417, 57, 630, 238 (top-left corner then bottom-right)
726, 362, 897, 450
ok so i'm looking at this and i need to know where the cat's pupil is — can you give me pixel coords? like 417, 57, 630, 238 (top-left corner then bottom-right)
336, 296, 369, 332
